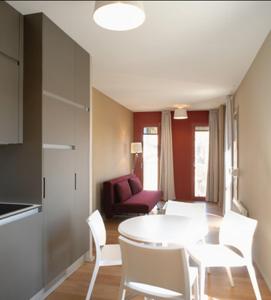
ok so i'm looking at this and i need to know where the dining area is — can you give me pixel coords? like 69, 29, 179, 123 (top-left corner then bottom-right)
83, 201, 263, 300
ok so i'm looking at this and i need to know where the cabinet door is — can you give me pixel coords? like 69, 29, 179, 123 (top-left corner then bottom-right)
0, 54, 19, 144
0, 213, 43, 300
75, 44, 90, 107
43, 95, 75, 145
0, 2, 20, 60
43, 16, 74, 101
43, 150, 74, 284
72, 109, 90, 261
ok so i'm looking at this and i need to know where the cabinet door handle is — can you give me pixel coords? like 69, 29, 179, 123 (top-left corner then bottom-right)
74, 173, 77, 190
43, 177, 46, 199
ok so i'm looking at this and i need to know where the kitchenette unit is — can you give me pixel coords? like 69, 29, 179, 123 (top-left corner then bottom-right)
0, 2, 91, 299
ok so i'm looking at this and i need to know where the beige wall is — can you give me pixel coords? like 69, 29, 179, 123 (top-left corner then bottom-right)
92, 88, 133, 211
235, 31, 271, 288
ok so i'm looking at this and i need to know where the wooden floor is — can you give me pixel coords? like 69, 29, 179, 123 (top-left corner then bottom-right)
47, 203, 271, 300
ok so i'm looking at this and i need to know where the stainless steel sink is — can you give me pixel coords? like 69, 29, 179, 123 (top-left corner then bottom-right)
0, 203, 32, 216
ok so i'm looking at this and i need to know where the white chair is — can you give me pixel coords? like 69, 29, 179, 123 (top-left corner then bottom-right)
188, 211, 262, 300
86, 210, 122, 300
118, 235, 199, 300
165, 200, 208, 243
165, 200, 207, 218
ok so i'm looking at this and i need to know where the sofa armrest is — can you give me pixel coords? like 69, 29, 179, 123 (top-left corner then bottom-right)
102, 181, 115, 218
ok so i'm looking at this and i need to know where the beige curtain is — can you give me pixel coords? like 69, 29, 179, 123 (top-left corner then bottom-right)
159, 111, 175, 200
207, 106, 225, 205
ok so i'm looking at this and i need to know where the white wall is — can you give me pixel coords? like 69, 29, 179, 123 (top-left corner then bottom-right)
235, 31, 271, 289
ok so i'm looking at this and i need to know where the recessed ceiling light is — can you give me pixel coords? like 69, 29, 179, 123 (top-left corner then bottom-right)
93, 1, 145, 31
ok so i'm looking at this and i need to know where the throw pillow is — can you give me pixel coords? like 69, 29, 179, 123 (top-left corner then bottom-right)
129, 176, 143, 195
115, 180, 132, 203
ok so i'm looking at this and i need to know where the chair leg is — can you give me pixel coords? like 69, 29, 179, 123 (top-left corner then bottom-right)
202, 238, 211, 275
85, 262, 100, 300
198, 264, 206, 300
194, 274, 199, 300
119, 276, 126, 300
225, 267, 234, 287
189, 284, 193, 300
247, 264, 262, 300
118, 288, 126, 300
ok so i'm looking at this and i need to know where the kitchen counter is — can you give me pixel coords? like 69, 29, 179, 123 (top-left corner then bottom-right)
0, 202, 41, 226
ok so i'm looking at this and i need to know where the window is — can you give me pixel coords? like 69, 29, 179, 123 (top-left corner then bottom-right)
143, 127, 158, 190
143, 127, 158, 135
194, 126, 209, 198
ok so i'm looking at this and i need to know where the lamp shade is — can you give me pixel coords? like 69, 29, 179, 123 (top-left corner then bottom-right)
93, 1, 145, 31
131, 142, 142, 154
174, 108, 188, 120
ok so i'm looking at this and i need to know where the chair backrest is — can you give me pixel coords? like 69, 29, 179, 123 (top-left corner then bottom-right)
219, 211, 257, 261
87, 210, 106, 248
119, 236, 192, 299
166, 200, 206, 219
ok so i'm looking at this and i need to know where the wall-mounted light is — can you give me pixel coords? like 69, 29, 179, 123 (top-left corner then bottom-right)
93, 1, 145, 31
231, 168, 239, 177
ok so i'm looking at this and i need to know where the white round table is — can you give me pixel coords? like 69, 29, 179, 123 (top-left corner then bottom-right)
118, 214, 208, 245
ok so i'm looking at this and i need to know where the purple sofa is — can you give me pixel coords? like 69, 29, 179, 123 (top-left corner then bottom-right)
102, 174, 162, 218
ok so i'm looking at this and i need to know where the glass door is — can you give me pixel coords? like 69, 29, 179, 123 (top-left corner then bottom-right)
194, 126, 209, 199
143, 127, 158, 190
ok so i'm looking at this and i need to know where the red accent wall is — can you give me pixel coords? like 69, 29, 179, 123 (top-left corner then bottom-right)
133, 111, 209, 201
172, 111, 209, 201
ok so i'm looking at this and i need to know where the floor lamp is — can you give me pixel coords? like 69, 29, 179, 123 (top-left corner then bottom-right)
131, 142, 142, 174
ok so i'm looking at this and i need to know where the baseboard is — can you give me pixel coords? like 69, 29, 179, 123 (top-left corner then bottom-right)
30, 251, 90, 300
254, 258, 271, 292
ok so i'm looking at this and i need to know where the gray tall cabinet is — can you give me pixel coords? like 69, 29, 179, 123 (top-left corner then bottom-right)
0, 4, 90, 298
0, 2, 23, 144
24, 13, 90, 284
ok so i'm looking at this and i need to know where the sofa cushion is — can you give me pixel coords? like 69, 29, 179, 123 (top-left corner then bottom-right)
114, 190, 162, 214
129, 176, 143, 195
115, 180, 132, 203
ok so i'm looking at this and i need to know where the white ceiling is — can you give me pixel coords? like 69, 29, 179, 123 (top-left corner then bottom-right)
8, 1, 271, 111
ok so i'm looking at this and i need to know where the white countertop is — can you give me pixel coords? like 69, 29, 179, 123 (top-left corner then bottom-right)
0, 203, 41, 226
